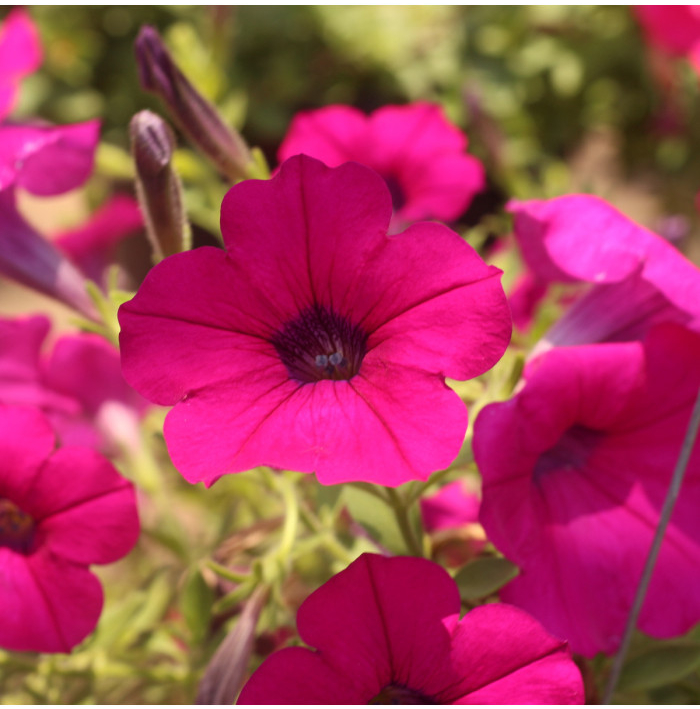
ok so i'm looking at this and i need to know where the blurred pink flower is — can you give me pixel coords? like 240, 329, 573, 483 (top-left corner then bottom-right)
509, 194, 700, 351
0, 314, 149, 455
119, 155, 510, 487
635, 6, 700, 75
238, 554, 583, 704
278, 103, 485, 232
474, 323, 700, 657
54, 194, 144, 285
420, 479, 481, 533
0, 8, 41, 121
0, 405, 139, 653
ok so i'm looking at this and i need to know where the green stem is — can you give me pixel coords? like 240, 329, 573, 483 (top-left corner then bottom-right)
602, 386, 700, 704
385, 488, 423, 557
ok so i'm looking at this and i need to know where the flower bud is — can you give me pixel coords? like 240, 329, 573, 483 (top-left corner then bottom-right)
130, 110, 190, 261
0, 192, 97, 319
196, 586, 268, 705
135, 25, 253, 182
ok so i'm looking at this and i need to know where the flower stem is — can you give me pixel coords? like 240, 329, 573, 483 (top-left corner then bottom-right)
602, 385, 700, 704
385, 488, 423, 557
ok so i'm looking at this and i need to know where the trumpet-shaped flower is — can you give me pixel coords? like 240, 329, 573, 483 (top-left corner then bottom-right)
278, 103, 485, 232
474, 323, 700, 657
509, 194, 700, 351
237, 554, 583, 704
0, 405, 139, 653
0, 315, 148, 455
119, 155, 510, 487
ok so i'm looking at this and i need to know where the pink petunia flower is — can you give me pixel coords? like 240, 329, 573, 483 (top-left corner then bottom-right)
237, 553, 584, 704
0, 8, 41, 121
509, 194, 700, 351
0, 314, 149, 455
119, 155, 511, 487
278, 103, 485, 232
420, 479, 481, 533
0, 404, 140, 653
635, 6, 700, 76
54, 194, 144, 285
474, 323, 700, 657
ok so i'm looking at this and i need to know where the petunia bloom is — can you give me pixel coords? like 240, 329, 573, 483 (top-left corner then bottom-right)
237, 553, 583, 704
0, 8, 41, 121
54, 194, 144, 286
119, 155, 511, 487
474, 323, 700, 657
278, 103, 485, 232
0, 404, 140, 653
0, 314, 149, 455
509, 194, 700, 352
635, 6, 700, 76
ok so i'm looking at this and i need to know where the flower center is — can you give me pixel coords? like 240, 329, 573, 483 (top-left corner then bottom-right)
384, 174, 407, 212
272, 306, 368, 384
369, 683, 437, 704
534, 425, 603, 480
0, 499, 35, 554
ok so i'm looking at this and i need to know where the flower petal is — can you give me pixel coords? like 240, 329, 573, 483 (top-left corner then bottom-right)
0, 548, 102, 653
29, 447, 140, 564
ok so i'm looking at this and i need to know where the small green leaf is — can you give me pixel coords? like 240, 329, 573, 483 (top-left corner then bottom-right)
341, 485, 408, 554
180, 566, 214, 643
454, 557, 519, 600
619, 643, 700, 692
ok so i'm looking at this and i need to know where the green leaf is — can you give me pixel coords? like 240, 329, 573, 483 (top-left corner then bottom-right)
619, 643, 700, 692
341, 485, 408, 555
454, 557, 519, 600
180, 566, 214, 643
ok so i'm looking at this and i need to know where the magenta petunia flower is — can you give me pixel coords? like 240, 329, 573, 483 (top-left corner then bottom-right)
54, 194, 144, 285
278, 103, 485, 232
420, 479, 481, 533
474, 323, 700, 657
0, 404, 140, 653
0, 8, 41, 121
0, 314, 149, 455
119, 155, 510, 487
237, 553, 583, 704
509, 194, 700, 351
635, 6, 700, 75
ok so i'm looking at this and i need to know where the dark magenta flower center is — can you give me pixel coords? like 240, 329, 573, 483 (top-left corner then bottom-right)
384, 174, 407, 212
370, 683, 437, 704
534, 425, 603, 480
0, 498, 35, 554
272, 305, 368, 383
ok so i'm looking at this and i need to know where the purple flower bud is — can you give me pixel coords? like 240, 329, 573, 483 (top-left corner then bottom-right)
134, 26, 252, 182
130, 110, 189, 260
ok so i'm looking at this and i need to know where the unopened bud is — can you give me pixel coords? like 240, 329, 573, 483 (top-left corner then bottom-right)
196, 585, 268, 705
130, 110, 190, 261
0, 192, 97, 320
135, 26, 253, 182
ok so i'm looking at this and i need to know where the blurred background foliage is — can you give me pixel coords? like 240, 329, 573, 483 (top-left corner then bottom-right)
3, 5, 700, 704
16, 5, 700, 238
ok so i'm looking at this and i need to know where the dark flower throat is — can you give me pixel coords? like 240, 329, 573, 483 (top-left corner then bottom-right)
272, 305, 368, 384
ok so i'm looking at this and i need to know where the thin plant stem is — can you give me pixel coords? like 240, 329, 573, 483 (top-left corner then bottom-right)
385, 487, 423, 557
602, 386, 700, 704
